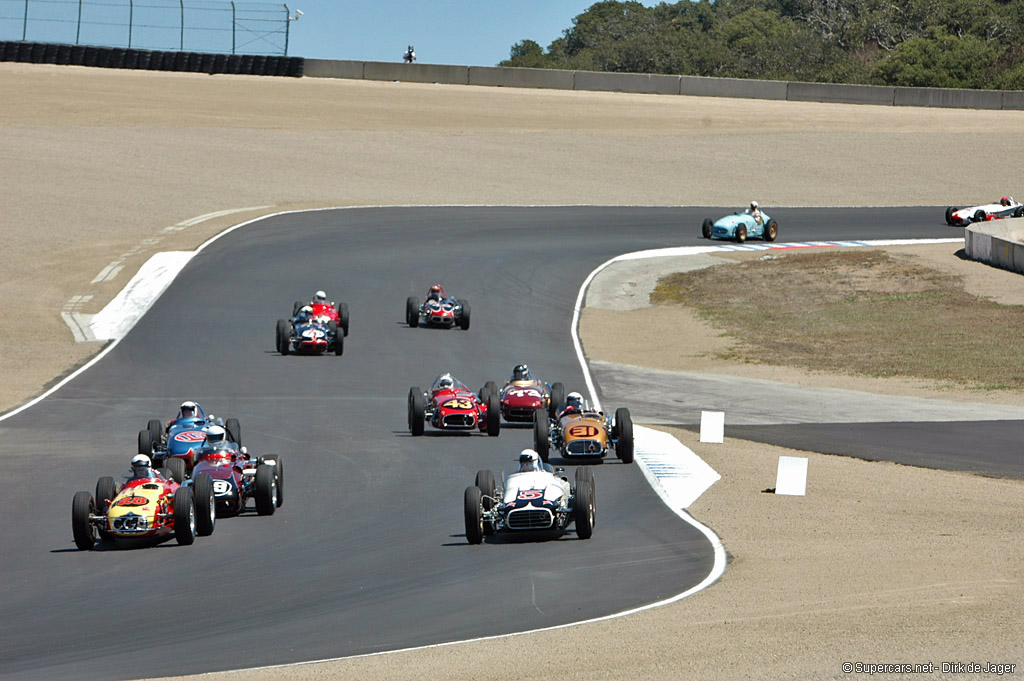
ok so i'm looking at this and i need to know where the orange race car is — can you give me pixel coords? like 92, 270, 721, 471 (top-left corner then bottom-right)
533, 392, 634, 464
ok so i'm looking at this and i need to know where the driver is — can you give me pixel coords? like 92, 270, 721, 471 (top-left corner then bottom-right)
169, 400, 201, 427
745, 200, 763, 224
518, 448, 543, 473
426, 284, 445, 303
510, 363, 533, 382
436, 373, 456, 392
202, 425, 229, 449
293, 305, 313, 324
1000, 196, 1014, 206
558, 391, 584, 418
313, 290, 329, 305
127, 454, 158, 481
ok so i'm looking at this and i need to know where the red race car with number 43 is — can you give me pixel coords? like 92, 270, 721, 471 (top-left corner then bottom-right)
408, 373, 499, 436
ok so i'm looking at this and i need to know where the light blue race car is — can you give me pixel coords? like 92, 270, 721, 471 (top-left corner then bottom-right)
702, 210, 778, 243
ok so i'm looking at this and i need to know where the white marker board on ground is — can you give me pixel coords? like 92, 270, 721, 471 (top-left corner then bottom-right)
700, 410, 724, 443
776, 456, 808, 496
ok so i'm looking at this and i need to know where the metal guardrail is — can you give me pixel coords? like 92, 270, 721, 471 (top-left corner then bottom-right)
0, 0, 294, 54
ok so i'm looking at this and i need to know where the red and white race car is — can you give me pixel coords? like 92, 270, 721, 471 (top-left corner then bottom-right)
291, 291, 350, 336
405, 284, 470, 330
480, 364, 565, 423
408, 373, 499, 436
945, 197, 1023, 226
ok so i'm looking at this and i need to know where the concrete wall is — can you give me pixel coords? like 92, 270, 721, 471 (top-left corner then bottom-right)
965, 219, 1024, 275
300, 57, 1024, 111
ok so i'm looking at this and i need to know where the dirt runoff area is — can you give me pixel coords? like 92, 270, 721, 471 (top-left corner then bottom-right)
3, 62, 1024, 680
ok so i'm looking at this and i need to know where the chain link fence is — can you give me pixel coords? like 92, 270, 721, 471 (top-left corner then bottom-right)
0, 0, 294, 55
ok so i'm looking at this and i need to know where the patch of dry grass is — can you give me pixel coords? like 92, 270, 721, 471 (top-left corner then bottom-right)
651, 249, 1024, 389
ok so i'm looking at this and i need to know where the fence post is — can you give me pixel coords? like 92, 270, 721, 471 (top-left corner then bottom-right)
128, 0, 133, 48
231, 1, 236, 54
22, 0, 28, 40
284, 3, 289, 55
76, 0, 82, 44
180, 0, 184, 50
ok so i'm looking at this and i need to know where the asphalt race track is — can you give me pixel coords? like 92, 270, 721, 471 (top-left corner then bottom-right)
0, 206, 985, 681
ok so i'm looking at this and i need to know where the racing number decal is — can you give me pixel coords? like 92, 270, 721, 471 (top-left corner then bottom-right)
568, 425, 600, 438
115, 496, 149, 507
508, 388, 541, 398
517, 490, 543, 500
174, 431, 206, 442
212, 480, 232, 496
442, 398, 474, 410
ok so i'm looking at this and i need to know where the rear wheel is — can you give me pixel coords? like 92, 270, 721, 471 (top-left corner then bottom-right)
254, 464, 277, 516
263, 455, 284, 507
736, 225, 747, 243
147, 419, 163, 444
193, 473, 216, 536
464, 486, 484, 545
292, 300, 304, 316
173, 487, 196, 545
549, 382, 565, 418
408, 387, 425, 436
764, 220, 778, 242
701, 218, 713, 239
225, 418, 241, 446
72, 491, 97, 550
276, 319, 290, 355
406, 296, 419, 327
165, 457, 186, 484
138, 429, 153, 455
945, 206, 957, 225
574, 479, 594, 540
459, 301, 471, 330
486, 393, 501, 437
1016, 207, 1024, 218
533, 411, 550, 462
338, 302, 350, 336
614, 407, 634, 464
95, 476, 118, 514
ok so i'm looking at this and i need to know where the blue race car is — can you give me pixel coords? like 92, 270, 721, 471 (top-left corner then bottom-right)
702, 210, 778, 243
138, 401, 241, 475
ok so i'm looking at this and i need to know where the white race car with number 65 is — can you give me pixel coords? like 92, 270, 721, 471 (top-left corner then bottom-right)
463, 450, 595, 544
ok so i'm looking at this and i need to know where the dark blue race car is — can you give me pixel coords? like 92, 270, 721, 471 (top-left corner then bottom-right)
138, 401, 241, 478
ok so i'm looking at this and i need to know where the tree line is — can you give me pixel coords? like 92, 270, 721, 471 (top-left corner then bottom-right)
500, 0, 1024, 90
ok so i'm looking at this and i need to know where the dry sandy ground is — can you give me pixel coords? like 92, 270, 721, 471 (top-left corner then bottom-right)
3, 63, 1024, 680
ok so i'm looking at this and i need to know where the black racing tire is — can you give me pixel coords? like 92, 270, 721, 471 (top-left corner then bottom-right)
736, 224, 747, 243
330, 322, 344, 355
406, 296, 419, 327
173, 487, 196, 545
614, 407, 634, 464
459, 300, 471, 330
464, 486, 484, 545
1015, 207, 1024, 218
138, 429, 154, 455
764, 220, 778, 242
255, 464, 277, 516
945, 206, 957, 225
574, 479, 594, 540
192, 473, 216, 536
166, 457, 187, 484
338, 302, 350, 336
276, 319, 290, 355
974, 209, 986, 222
408, 387, 425, 436
293, 300, 304, 316
95, 476, 118, 514
478, 385, 492, 404
224, 418, 241, 446
483, 380, 498, 398
701, 218, 713, 239
575, 466, 596, 515
533, 411, 550, 462
263, 455, 284, 506
486, 392, 501, 437
72, 491, 97, 550
549, 382, 565, 418
147, 418, 163, 443
475, 469, 497, 511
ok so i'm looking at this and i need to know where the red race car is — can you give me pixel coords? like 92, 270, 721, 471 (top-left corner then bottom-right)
71, 454, 216, 550
481, 363, 566, 423
292, 290, 350, 336
408, 373, 499, 436
405, 284, 470, 330
190, 425, 283, 517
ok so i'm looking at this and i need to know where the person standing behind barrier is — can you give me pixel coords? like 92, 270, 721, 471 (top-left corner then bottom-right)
403, 44, 416, 63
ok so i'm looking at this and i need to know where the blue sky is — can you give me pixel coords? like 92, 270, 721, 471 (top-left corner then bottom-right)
1, 0, 658, 65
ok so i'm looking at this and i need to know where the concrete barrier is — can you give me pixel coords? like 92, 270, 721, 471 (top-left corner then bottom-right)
965, 219, 1024, 274
468, 65, 573, 90
573, 70, 681, 95
786, 81, 894, 106
1001, 91, 1024, 111
894, 87, 1002, 110
363, 61, 469, 85
303, 59, 363, 80
679, 74, 787, 100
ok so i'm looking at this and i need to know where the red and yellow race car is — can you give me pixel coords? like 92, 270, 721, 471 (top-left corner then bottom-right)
71, 454, 216, 550
534, 392, 634, 464
408, 373, 499, 436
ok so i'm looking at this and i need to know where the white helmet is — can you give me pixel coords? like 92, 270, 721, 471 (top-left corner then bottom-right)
437, 374, 455, 390
131, 454, 152, 468
519, 448, 541, 472
314, 290, 327, 303
300, 305, 313, 315
179, 400, 197, 417
203, 425, 227, 445
567, 392, 583, 404
750, 201, 759, 209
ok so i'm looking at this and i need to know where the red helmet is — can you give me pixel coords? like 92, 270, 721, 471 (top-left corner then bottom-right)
1000, 196, 1010, 206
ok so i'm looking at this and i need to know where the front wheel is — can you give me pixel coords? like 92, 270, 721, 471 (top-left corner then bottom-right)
459, 300, 471, 331
763, 220, 778, 242
95, 476, 118, 514
406, 296, 419, 328
72, 491, 97, 551
974, 210, 986, 222
408, 387, 425, 436
945, 206, 958, 225
276, 319, 290, 355
166, 457, 187, 484
225, 418, 241, 447
263, 455, 284, 507
138, 429, 153, 455
701, 218, 713, 239
173, 487, 196, 546
486, 392, 500, 437
736, 225, 747, 243
464, 486, 484, 545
